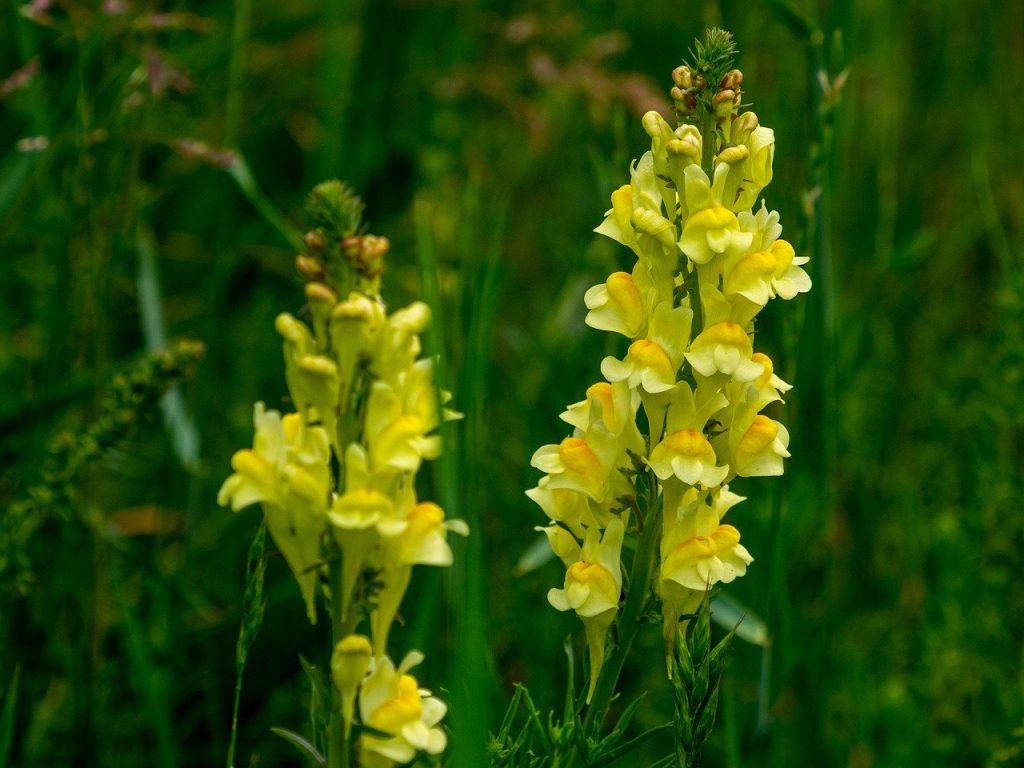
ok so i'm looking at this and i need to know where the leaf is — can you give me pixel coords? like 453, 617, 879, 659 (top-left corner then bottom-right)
299, 655, 331, 742
227, 522, 268, 768
600, 693, 646, 748
270, 727, 326, 766
514, 534, 556, 575
562, 636, 576, 725
710, 594, 769, 647
588, 723, 673, 768
694, 679, 722, 745
496, 685, 525, 740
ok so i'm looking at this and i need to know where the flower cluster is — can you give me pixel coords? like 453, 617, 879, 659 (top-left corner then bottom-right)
529, 58, 810, 694
218, 182, 463, 766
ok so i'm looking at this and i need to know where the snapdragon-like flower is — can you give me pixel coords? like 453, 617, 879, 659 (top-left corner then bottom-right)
218, 403, 331, 622
648, 383, 729, 487
219, 181, 462, 765
658, 485, 751, 663
600, 302, 693, 394
357, 651, 448, 768
678, 164, 753, 265
548, 518, 625, 703
529, 48, 810, 695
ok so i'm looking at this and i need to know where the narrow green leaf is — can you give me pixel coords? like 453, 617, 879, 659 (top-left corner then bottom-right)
227, 158, 304, 251
710, 594, 769, 647
136, 227, 201, 471
694, 680, 722, 745
299, 654, 330, 747
589, 723, 673, 768
514, 534, 556, 575
227, 521, 267, 768
562, 636, 576, 725
0, 667, 19, 768
496, 685, 525, 740
270, 727, 326, 766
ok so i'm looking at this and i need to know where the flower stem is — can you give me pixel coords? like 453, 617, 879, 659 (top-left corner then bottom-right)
581, 490, 664, 738
328, 556, 351, 768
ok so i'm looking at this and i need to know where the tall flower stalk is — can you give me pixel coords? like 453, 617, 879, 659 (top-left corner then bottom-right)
219, 182, 465, 768
527, 28, 810, 762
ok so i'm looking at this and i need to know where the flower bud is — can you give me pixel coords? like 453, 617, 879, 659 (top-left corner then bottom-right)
667, 138, 700, 159
713, 89, 736, 106
732, 110, 759, 138
717, 145, 749, 165
305, 282, 337, 307
713, 88, 737, 119
295, 255, 324, 280
331, 634, 372, 737
303, 230, 326, 253
720, 68, 743, 90
671, 65, 693, 89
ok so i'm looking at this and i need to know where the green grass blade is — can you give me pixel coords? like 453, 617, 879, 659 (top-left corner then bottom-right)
227, 521, 268, 768
136, 228, 201, 471
270, 727, 326, 766
0, 667, 19, 768
227, 158, 304, 251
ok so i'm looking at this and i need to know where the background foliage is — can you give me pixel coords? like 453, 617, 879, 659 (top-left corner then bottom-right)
1, 0, 1022, 766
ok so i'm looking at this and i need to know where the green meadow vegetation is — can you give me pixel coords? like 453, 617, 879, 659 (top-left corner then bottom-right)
1, 1, 1022, 766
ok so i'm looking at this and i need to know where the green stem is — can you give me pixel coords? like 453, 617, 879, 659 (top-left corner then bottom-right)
686, 100, 719, 339
581, 491, 664, 738
700, 106, 717, 177
685, 265, 704, 341
226, 661, 243, 768
224, 0, 252, 147
328, 556, 351, 768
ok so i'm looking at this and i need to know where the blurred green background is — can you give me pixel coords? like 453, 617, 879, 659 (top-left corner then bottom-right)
1, 0, 1022, 765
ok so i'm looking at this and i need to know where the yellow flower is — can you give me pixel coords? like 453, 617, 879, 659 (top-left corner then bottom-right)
332, 634, 372, 737
600, 302, 693, 394
737, 203, 811, 301
525, 480, 590, 533
370, 499, 468, 656
768, 239, 812, 299
647, 383, 729, 487
531, 422, 619, 502
217, 403, 331, 623
723, 248, 777, 306
561, 380, 639, 437
364, 369, 442, 474
685, 321, 765, 382
658, 485, 751, 669
641, 111, 702, 216
584, 268, 650, 339
275, 313, 341, 451
627, 152, 676, 251
727, 352, 792, 413
678, 164, 753, 265
535, 523, 583, 568
732, 414, 790, 477
358, 651, 447, 768
718, 111, 775, 212
371, 301, 431, 384
547, 518, 625, 702
662, 524, 752, 590
593, 184, 636, 247
329, 291, 386, 390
